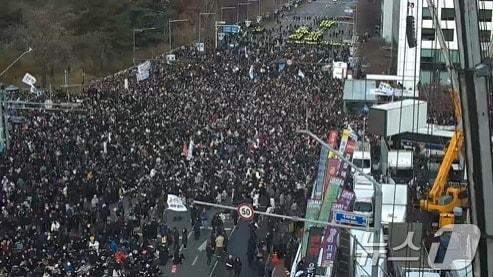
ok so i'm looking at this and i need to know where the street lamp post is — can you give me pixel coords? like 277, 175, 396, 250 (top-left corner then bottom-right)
168, 19, 190, 52
0, 47, 33, 79
198, 12, 216, 43
238, 2, 253, 21
133, 27, 156, 66
296, 129, 382, 277
221, 6, 237, 22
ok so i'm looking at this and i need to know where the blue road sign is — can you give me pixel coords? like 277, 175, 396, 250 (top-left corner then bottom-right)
334, 210, 368, 227
222, 25, 241, 33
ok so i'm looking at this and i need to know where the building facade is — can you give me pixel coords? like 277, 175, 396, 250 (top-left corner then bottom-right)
382, 0, 493, 87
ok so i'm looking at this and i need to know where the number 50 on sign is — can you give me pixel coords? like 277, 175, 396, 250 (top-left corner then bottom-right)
237, 203, 255, 221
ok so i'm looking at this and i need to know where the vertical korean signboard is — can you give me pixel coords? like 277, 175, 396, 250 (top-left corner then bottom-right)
306, 226, 324, 265
301, 199, 322, 256
314, 145, 329, 200
337, 139, 357, 188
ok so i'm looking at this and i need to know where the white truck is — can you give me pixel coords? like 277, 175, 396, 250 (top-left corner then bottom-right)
381, 182, 408, 238
352, 174, 375, 225
352, 174, 408, 230
387, 150, 414, 184
352, 141, 372, 175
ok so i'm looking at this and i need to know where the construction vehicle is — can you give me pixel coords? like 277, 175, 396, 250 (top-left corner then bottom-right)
420, 90, 468, 227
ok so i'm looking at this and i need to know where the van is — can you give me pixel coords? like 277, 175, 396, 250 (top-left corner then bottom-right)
387, 150, 413, 183
352, 175, 375, 225
352, 142, 372, 175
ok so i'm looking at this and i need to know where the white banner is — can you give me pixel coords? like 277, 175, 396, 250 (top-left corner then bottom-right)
187, 139, 194, 160
136, 61, 151, 82
22, 73, 36, 86
249, 65, 255, 80
166, 54, 176, 64
298, 69, 305, 79
167, 194, 187, 212
196, 42, 205, 52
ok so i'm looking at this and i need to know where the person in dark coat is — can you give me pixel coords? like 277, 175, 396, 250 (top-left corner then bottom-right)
193, 221, 201, 240
206, 241, 214, 266
257, 257, 265, 277
232, 210, 239, 226
233, 257, 242, 277
182, 228, 188, 249
173, 228, 180, 251
172, 249, 185, 265
159, 246, 170, 266
225, 255, 234, 277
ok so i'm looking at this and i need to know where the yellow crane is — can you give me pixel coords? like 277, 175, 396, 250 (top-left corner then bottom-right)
417, 0, 470, 228
420, 90, 468, 227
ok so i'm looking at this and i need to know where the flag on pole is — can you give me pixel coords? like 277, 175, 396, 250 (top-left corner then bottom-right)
22, 73, 36, 87
182, 143, 188, 157
167, 194, 188, 212
187, 139, 194, 160
244, 47, 248, 58
249, 65, 255, 80
298, 69, 305, 79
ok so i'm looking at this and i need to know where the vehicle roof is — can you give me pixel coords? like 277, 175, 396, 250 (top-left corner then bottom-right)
353, 151, 371, 159
388, 150, 413, 168
381, 183, 408, 205
381, 205, 406, 223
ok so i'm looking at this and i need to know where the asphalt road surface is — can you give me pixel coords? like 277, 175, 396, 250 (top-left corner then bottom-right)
160, 208, 235, 277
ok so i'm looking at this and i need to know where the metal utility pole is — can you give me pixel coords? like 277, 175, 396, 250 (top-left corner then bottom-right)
221, 6, 237, 22
238, 2, 253, 21
0, 47, 33, 79
198, 12, 216, 43
193, 200, 373, 231
454, 1, 493, 276
168, 19, 190, 52
296, 129, 382, 277
133, 27, 156, 65
214, 21, 226, 48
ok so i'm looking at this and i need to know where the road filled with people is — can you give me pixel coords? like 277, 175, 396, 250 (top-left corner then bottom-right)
0, 6, 364, 277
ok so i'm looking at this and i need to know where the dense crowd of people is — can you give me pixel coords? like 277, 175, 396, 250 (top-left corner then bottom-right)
0, 2, 370, 276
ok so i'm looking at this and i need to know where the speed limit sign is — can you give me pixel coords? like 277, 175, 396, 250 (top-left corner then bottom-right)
237, 203, 255, 221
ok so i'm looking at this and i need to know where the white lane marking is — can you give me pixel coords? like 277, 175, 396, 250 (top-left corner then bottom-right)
192, 255, 199, 266
198, 240, 208, 251
209, 260, 219, 277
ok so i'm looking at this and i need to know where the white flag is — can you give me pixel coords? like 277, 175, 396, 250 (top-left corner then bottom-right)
187, 139, 194, 160
22, 73, 36, 86
249, 65, 255, 80
298, 69, 305, 79
244, 47, 248, 58
167, 194, 188, 212
137, 61, 151, 82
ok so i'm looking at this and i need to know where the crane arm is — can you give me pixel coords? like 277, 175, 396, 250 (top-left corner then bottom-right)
427, 129, 464, 201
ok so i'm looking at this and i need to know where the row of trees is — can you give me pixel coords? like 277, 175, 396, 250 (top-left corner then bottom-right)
0, 0, 280, 88
0, 0, 177, 87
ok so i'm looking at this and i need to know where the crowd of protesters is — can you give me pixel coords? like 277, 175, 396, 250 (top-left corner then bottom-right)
0, 2, 370, 276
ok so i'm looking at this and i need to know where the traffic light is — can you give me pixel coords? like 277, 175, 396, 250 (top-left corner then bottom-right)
406, 15, 417, 48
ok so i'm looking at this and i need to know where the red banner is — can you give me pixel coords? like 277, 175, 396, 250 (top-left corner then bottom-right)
306, 227, 324, 265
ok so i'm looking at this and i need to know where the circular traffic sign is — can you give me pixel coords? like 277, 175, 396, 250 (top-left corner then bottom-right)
237, 203, 255, 221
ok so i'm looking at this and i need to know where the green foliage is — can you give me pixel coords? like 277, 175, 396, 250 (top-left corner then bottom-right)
0, 0, 170, 86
